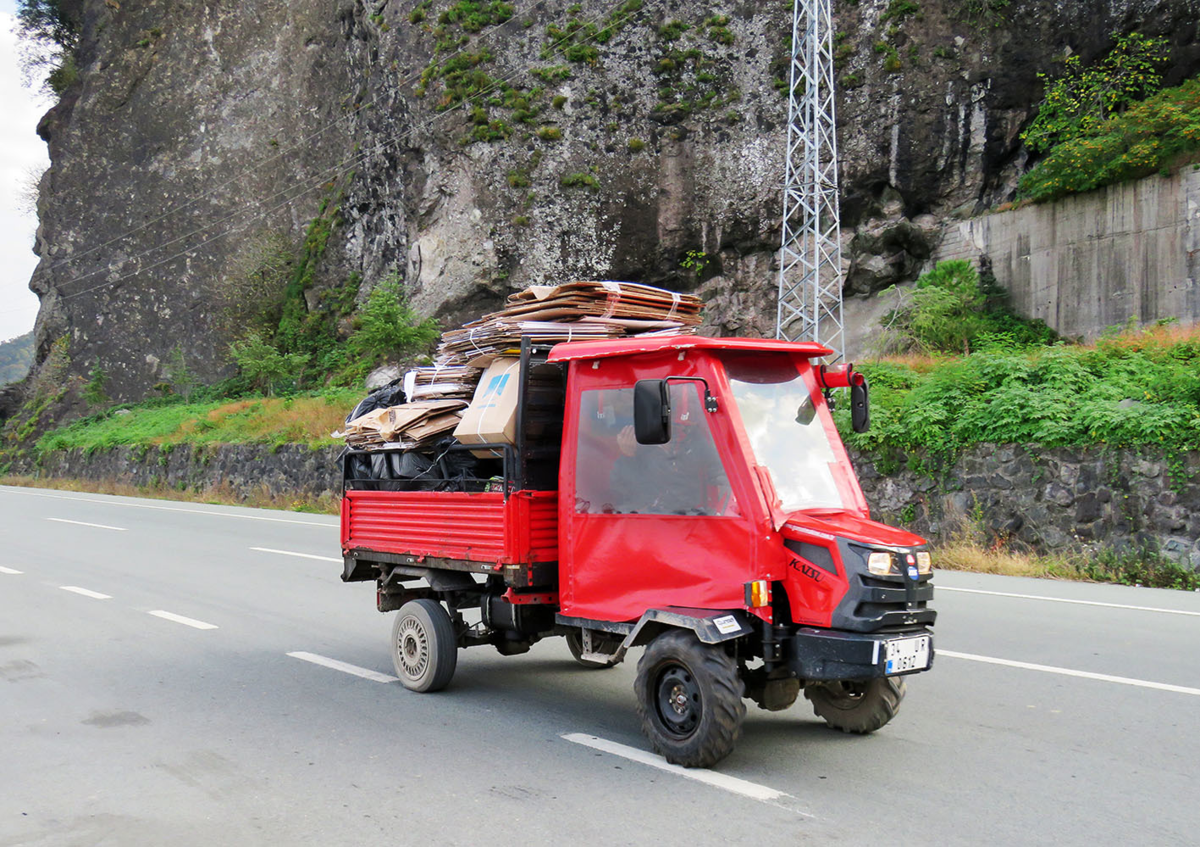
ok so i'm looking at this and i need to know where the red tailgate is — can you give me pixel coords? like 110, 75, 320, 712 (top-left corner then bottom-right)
341, 490, 558, 565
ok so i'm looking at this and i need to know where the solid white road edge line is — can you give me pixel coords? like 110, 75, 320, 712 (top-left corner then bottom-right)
287, 652, 399, 683
561, 733, 803, 809
251, 547, 342, 563
938, 650, 1200, 696
938, 585, 1200, 617
148, 610, 219, 630
0, 566, 23, 575
60, 586, 112, 600
2, 488, 331, 527
46, 518, 127, 531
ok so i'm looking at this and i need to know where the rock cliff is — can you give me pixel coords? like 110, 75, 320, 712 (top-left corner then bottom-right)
20, 0, 1200, 402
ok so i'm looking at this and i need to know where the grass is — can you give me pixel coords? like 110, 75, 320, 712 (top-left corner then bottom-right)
37, 390, 360, 453
933, 528, 1199, 590
0, 475, 338, 515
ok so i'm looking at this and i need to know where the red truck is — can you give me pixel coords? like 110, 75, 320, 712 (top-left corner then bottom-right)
340, 335, 935, 767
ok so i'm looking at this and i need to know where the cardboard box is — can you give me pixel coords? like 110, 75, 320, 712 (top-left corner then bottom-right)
453, 358, 522, 458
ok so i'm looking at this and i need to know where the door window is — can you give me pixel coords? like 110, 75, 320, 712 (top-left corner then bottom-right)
575, 385, 737, 516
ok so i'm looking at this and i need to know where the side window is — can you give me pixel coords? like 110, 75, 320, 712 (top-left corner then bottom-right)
575, 385, 738, 516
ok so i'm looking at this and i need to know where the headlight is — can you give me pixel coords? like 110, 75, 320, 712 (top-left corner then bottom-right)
867, 552, 895, 575
916, 551, 933, 574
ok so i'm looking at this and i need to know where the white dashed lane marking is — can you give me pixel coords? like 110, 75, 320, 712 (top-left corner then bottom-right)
561, 733, 802, 810
251, 547, 342, 563
0, 566, 23, 575
46, 518, 127, 531
147, 610, 219, 630
287, 652, 399, 683
59, 586, 112, 600
938, 585, 1200, 617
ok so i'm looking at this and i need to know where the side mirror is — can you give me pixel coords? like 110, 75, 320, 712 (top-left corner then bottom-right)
634, 379, 672, 444
850, 374, 870, 433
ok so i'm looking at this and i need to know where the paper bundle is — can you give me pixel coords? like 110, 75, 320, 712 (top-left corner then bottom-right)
433, 281, 702, 367
334, 400, 468, 450
405, 365, 481, 402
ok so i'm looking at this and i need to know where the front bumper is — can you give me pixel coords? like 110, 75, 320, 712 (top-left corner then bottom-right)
785, 627, 934, 681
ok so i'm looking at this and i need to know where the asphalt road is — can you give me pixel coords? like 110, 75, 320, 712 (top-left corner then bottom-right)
2, 484, 1198, 846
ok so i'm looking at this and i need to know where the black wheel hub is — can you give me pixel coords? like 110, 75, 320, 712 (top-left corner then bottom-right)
654, 664, 701, 738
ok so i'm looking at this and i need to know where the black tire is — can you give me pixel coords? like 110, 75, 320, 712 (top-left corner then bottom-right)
391, 599, 458, 693
804, 676, 906, 734
634, 630, 746, 768
565, 631, 617, 669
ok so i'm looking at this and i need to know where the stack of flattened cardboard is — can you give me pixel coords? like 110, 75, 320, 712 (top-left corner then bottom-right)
437, 320, 621, 367
502, 281, 703, 325
405, 365, 481, 402
333, 400, 467, 450
435, 281, 703, 367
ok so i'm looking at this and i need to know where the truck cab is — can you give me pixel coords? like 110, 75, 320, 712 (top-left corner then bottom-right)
341, 335, 934, 767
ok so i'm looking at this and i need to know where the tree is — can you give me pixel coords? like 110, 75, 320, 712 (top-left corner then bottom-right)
347, 273, 439, 362
164, 346, 200, 401
1022, 33, 1169, 154
229, 333, 309, 396
15, 1, 81, 94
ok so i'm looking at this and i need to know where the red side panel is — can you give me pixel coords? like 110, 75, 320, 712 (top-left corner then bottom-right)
341, 490, 558, 565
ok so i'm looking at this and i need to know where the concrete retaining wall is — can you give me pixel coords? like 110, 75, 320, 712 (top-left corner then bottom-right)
934, 167, 1200, 340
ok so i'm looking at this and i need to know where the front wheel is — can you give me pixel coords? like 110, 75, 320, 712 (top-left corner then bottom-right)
804, 676, 906, 734
391, 599, 458, 693
634, 630, 745, 768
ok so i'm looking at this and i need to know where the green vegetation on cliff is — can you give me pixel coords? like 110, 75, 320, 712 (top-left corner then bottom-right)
1018, 76, 1200, 203
1018, 33, 1200, 202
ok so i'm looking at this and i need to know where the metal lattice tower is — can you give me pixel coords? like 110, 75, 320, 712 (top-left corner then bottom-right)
775, 0, 843, 360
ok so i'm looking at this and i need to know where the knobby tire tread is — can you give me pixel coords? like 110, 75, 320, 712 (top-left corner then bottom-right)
635, 630, 746, 768
805, 676, 906, 734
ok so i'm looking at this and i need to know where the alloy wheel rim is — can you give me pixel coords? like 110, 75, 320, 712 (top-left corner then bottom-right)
397, 616, 429, 679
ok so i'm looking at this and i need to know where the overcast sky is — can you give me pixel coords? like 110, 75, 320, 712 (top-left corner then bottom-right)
0, 1, 51, 342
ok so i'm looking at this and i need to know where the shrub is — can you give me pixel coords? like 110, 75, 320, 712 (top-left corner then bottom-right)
839, 323, 1200, 456
347, 276, 439, 364
1018, 76, 1200, 203
560, 172, 599, 190
877, 260, 1057, 356
1022, 33, 1169, 154
230, 334, 309, 396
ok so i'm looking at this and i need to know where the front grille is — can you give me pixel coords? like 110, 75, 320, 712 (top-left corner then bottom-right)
831, 545, 937, 632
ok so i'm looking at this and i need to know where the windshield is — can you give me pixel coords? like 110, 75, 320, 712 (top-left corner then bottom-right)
721, 353, 849, 512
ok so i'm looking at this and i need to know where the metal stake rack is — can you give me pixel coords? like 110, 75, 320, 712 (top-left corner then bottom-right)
775, 0, 844, 361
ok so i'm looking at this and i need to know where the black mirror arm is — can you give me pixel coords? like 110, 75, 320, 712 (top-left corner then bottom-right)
664, 376, 719, 412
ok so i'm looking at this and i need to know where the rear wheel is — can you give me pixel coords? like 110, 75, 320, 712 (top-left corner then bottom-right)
391, 599, 458, 693
805, 676, 906, 734
634, 630, 745, 768
565, 631, 617, 669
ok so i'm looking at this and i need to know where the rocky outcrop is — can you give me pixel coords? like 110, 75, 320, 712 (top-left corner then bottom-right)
22, 0, 1200, 400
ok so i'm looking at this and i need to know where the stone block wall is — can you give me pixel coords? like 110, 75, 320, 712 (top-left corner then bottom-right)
15, 442, 1200, 570
18, 445, 344, 503
853, 444, 1200, 569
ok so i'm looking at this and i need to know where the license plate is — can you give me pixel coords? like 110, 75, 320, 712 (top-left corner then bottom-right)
884, 635, 931, 675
